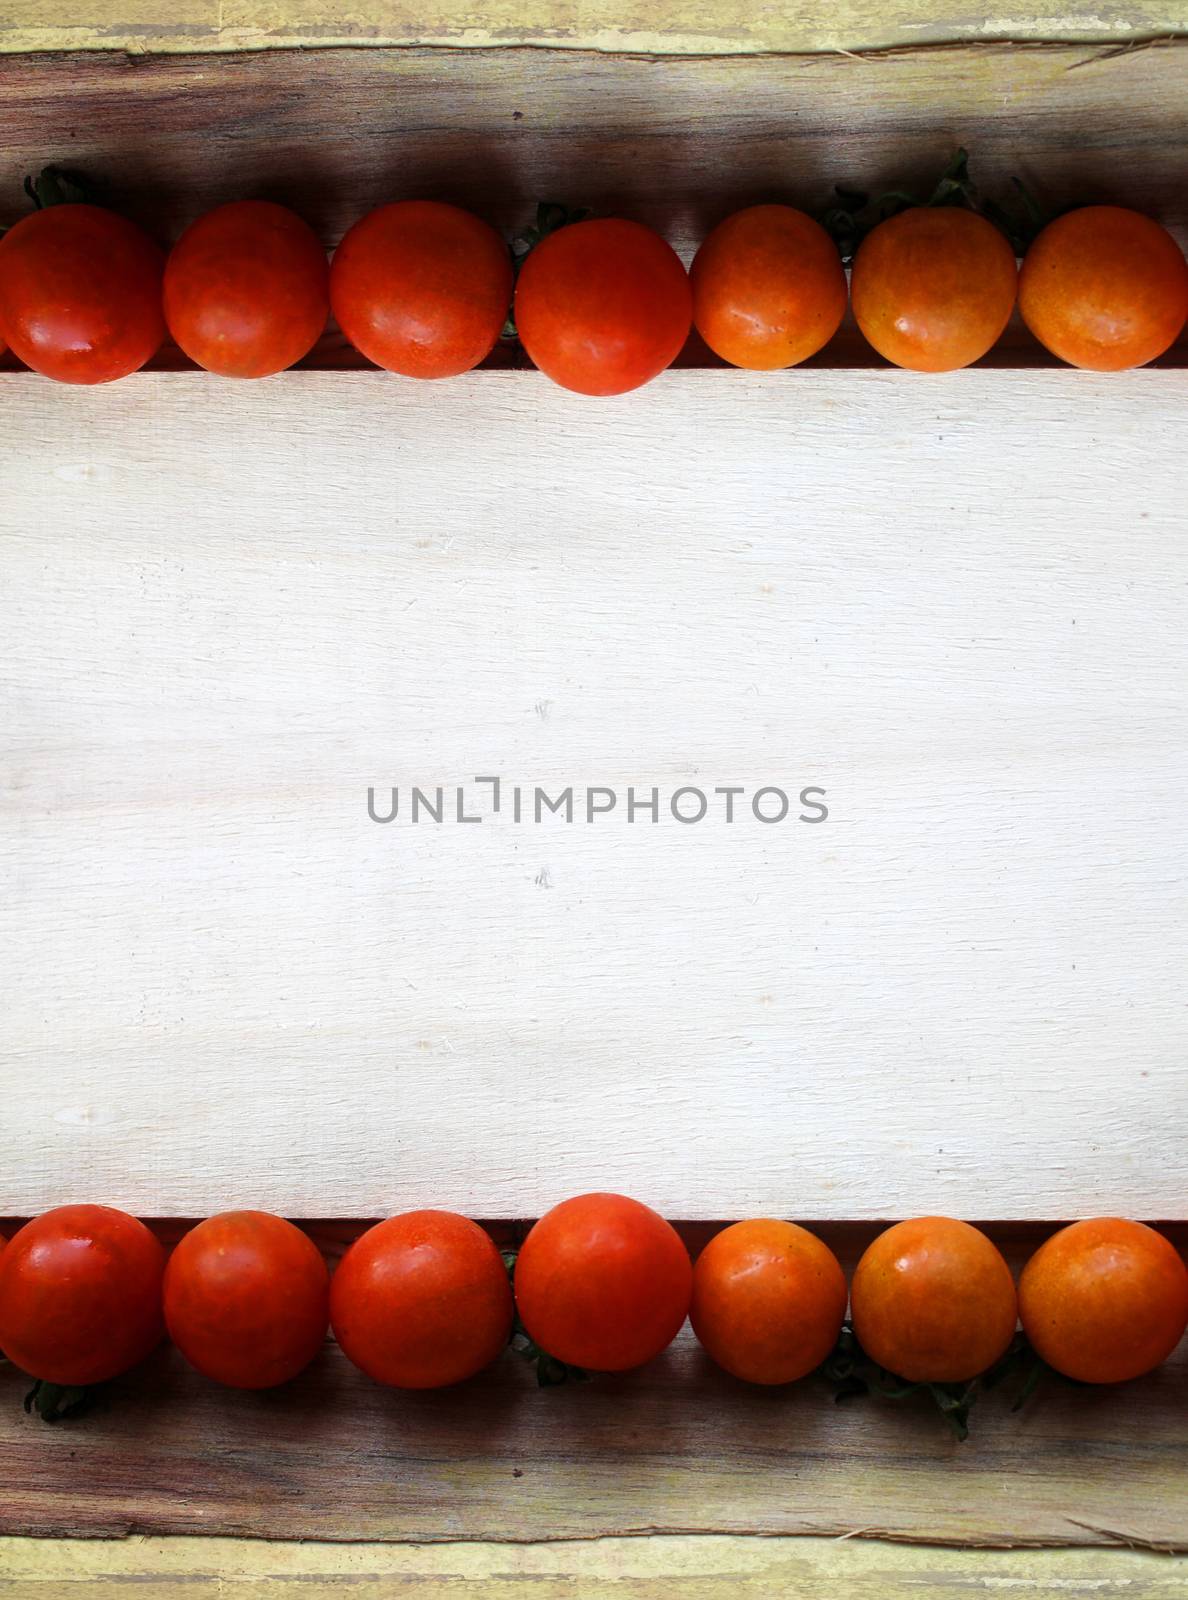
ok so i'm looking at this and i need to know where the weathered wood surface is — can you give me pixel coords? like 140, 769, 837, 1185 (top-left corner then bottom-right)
1, 0, 1185, 57
0, 1224, 1184, 1548
1, 1538, 1187, 1598
3, 370, 1187, 1220
0, 44, 1186, 265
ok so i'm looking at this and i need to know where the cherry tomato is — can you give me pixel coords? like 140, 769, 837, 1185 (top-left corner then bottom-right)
690, 205, 847, 370
1019, 1218, 1188, 1383
163, 1210, 329, 1389
1019, 206, 1188, 371
331, 201, 512, 379
514, 219, 692, 396
163, 201, 328, 379
0, 1205, 165, 1385
691, 1219, 847, 1384
514, 1193, 692, 1371
851, 208, 1017, 372
0, 205, 164, 383
330, 1210, 513, 1388
850, 1216, 1017, 1383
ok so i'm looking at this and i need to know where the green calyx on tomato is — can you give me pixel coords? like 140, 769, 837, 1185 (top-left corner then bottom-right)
23, 166, 100, 212
23, 1378, 96, 1423
822, 147, 1050, 263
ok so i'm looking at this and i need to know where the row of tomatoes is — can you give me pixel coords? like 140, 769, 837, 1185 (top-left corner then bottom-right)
0, 1197, 1185, 1398
0, 189, 1186, 393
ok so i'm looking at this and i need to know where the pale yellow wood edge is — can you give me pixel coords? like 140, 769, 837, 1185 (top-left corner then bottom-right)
1, 0, 1186, 56
0, 1535, 1186, 1596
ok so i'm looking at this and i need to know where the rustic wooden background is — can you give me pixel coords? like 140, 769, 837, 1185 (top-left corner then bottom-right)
2, 8, 1187, 1595
1, 0, 1186, 55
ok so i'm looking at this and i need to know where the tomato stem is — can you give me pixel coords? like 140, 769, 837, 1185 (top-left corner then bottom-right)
23, 1379, 95, 1423
23, 166, 98, 211
820, 148, 1053, 262
819, 1324, 1052, 1440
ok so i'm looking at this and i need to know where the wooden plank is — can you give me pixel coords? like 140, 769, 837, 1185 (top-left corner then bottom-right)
0, 0, 1185, 57
1, 1536, 1187, 1600
0, 45, 1186, 264
1, 370, 1186, 1220
0, 1224, 1184, 1548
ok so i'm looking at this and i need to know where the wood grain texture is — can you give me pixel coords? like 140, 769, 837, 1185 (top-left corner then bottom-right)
2, 1537, 1188, 1599
0, 1224, 1184, 1548
0, 0, 1185, 57
2, 371, 1186, 1220
1, 44, 1187, 268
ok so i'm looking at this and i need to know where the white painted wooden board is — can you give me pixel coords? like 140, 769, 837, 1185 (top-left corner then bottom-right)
1, 369, 1186, 1218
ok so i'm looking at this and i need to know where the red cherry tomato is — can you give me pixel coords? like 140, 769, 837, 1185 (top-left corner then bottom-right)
850, 1217, 1018, 1383
163, 1210, 330, 1389
1019, 1218, 1188, 1383
513, 1193, 692, 1371
851, 208, 1017, 372
0, 1205, 165, 1384
0, 205, 165, 384
691, 1219, 847, 1384
1019, 206, 1188, 371
514, 219, 693, 396
691, 205, 848, 370
331, 201, 512, 379
330, 1210, 513, 1389
164, 201, 328, 379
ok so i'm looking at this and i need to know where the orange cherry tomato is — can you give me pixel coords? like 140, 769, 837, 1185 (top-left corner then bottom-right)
850, 1217, 1017, 1383
514, 1192, 692, 1371
164, 201, 329, 379
691, 205, 847, 370
514, 219, 692, 396
1019, 1218, 1188, 1383
330, 1210, 513, 1389
851, 208, 1017, 372
330, 201, 512, 379
163, 1210, 330, 1389
0, 1205, 165, 1385
0, 205, 165, 384
1019, 206, 1188, 371
691, 1218, 847, 1384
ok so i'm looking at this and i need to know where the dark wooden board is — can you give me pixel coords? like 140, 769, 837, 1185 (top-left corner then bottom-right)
1, 1223, 1184, 1549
